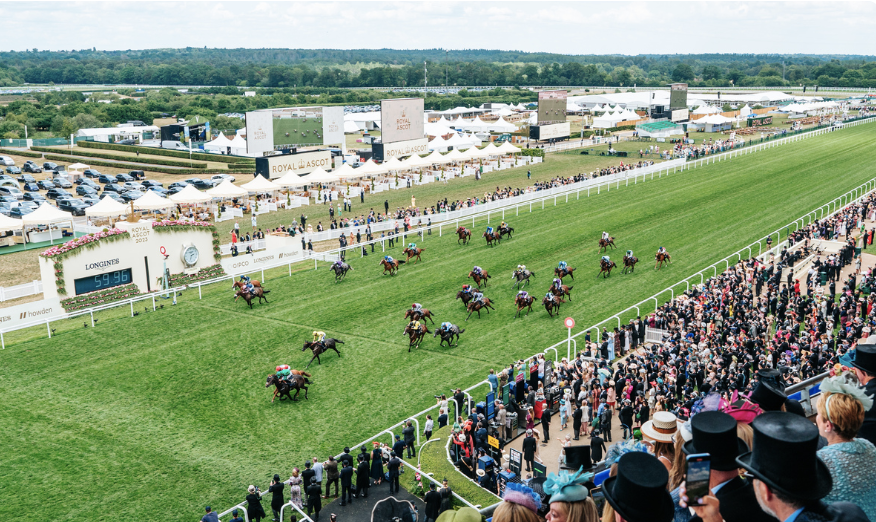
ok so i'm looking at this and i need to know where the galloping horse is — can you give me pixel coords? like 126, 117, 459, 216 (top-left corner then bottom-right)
655, 252, 672, 270
543, 294, 564, 317
232, 279, 261, 293
465, 298, 496, 321
622, 255, 639, 274
331, 261, 353, 282
433, 324, 465, 347
456, 290, 474, 307
511, 269, 535, 290
235, 287, 270, 308
514, 294, 534, 318
551, 282, 574, 301
555, 266, 576, 281
468, 269, 492, 288
302, 339, 344, 368
483, 231, 502, 247
598, 259, 617, 279
379, 258, 405, 275
265, 374, 310, 402
599, 236, 616, 253
404, 308, 437, 324
404, 323, 430, 352
498, 225, 515, 240
403, 246, 425, 264
456, 226, 472, 245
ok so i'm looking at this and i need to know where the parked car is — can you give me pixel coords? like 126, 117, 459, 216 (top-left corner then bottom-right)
18, 200, 37, 211
0, 174, 14, 183
98, 174, 116, 184
6, 166, 21, 175
0, 195, 19, 204
166, 185, 185, 196
0, 186, 24, 199
211, 174, 236, 183
128, 170, 145, 180
81, 196, 100, 207
24, 192, 47, 202
9, 206, 34, 218
168, 181, 189, 190
76, 185, 98, 196
102, 183, 125, 193
83, 169, 102, 178
22, 182, 40, 192
75, 177, 99, 187
45, 188, 70, 200
52, 177, 73, 189
191, 179, 215, 190
58, 199, 89, 216
53, 168, 70, 178
117, 139, 137, 146
23, 163, 42, 173
37, 180, 55, 190
147, 186, 169, 197
0, 202, 13, 215
17, 173, 36, 183
122, 181, 144, 192
184, 177, 203, 185
115, 173, 134, 182
42, 162, 59, 171
141, 180, 163, 188
100, 192, 125, 204
120, 190, 143, 202
0, 155, 15, 166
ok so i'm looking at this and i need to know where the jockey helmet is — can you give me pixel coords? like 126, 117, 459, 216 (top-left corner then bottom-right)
312, 331, 318, 336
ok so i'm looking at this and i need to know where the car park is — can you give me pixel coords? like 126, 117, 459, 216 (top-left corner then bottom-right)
18, 173, 36, 183
81, 196, 100, 207
0, 174, 15, 183
0, 195, 19, 205
98, 174, 116, 184
184, 178, 203, 185
168, 181, 189, 189
75, 176, 99, 187
24, 192, 47, 203
100, 192, 125, 204
6, 166, 21, 175
45, 188, 70, 200
115, 173, 134, 182
0, 186, 24, 199
42, 162, 59, 171
83, 169, 101, 178
22, 182, 40, 192
120, 190, 143, 202
58, 199, 89, 216
191, 179, 215, 189
9, 206, 33, 218
147, 186, 169, 197
122, 181, 144, 191
0, 155, 15, 166
18, 200, 37, 211
52, 177, 73, 189
141, 180, 163, 188
76, 185, 98, 196
128, 170, 145, 180
103, 183, 125, 193
23, 163, 42, 173
38, 179, 55, 190
0, 202, 13, 215
166, 185, 185, 195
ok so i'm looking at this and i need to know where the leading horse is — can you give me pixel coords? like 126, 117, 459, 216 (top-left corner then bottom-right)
331, 261, 353, 282
232, 279, 262, 292
655, 252, 672, 270
302, 339, 344, 368
235, 287, 270, 308
456, 226, 472, 245
598, 237, 616, 253
403, 246, 425, 264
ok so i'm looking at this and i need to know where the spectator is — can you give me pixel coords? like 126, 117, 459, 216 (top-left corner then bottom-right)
488, 369, 499, 392
403, 421, 417, 458
268, 474, 285, 522
424, 414, 434, 441
312, 457, 324, 487
640, 412, 677, 473
423, 482, 443, 522
201, 506, 218, 522
306, 477, 322, 520
815, 375, 876, 519
439, 479, 454, 514
356, 454, 370, 498
289, 469, 303, 512
590, 429, 606, 463
387, 451, 402, 494
543, 467, 600, 522
302, 461, 315, 487
438, 408, 448, 429
493, 482, 541, 522
324, 456, 339, 499
370, 444, 384, 485
338, 447, 354, 468
852, 345, 876, 445
602, 452, 674, 522
229, 508, 244, 522
245, 485, 266, 522
522, 429, 537, 472
392, 434, 406, 459
339, 460, 353, 506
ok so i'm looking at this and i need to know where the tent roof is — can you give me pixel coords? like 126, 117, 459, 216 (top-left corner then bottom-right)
169, 185, 212, 204
22, 202, 73, 225
423, 150, 451, 164
0, 213, 24, 232
481, 143, 501, 156
85, 195, 128, 217
497, 141, 521, 154
229, 135, 246, 148
133, 190, 173, 210
302, 167, 339, 183
355, 159, 387, 176
241, 175, 281, 192
67, 162, 90, 171
273, 171, 307, 188
343, 120, 360, 133
332, 163, 362, 180
207, 132, 232, 146
207, 179, 249, 197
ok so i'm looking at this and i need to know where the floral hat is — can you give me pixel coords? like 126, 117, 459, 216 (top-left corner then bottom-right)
543, 467, 594, 503
501, 482, 541, 513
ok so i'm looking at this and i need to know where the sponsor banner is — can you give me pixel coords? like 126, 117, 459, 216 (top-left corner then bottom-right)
671, 109, 689, 122
245, 110, 275, 155
380, 138, 429, 160
0, 297, 64, 330
537, 122, 571, 140
749, 116, 773, 127
381, 98, 425, 144
322, 106, 345, 146
220, 246, 301, 274
257, 150, 333, 179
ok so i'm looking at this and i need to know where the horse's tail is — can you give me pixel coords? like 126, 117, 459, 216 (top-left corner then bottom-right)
487, 273, 492, 278
334, 339, 345, 344
262, 290, 271, 294
457, 328, 465, 335
398, 259, 406, 265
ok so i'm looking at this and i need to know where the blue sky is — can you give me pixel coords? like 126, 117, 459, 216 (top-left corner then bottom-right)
1, 1, 872, 55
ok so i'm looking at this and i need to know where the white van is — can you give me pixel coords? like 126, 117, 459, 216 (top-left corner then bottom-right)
0, 156, 15, 166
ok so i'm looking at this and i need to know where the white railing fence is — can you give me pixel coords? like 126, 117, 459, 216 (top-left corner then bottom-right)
0, 280, 42, 302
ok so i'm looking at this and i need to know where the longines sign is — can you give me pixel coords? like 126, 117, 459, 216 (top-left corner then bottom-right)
256, 150, 333, 179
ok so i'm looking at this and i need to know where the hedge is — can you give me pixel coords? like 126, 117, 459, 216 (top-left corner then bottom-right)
0, 147, 43, 158
519, 148, 545, 158
78, 141, 256, 165
40, 154, 251, 175
30, 146, 208, 169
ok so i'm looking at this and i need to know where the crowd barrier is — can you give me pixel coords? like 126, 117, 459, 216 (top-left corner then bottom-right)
0, 280, 43, 302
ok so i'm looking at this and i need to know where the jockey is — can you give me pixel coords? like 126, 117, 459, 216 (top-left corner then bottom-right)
407, 319, 421, 333
545, 292, 555, 301
384, 255, 394, 264
602, 231, 610, 241
276, 367, 292, 383
411, 302, 423, 313
461, 284, 472, 295
486, 226, 494, 235
558, 261, 567, 271
516, 290, 529, 300
440, 322, 453, 333
626, 250, 633, 258
552, 278, 562, 289
473, 266, 483, 276
500, 221, 508, 229
516, 264, 527, 274
408, 242, 416, 251
239, 275, 250, 283
657, 246, 667, 256
472, 290, 484, 304
601, 255, 610, 264
312, 331, 326, 344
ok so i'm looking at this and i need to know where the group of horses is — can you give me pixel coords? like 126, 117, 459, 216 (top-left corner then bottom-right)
402, 307, 466, 351
232, 280, 271, 308
456, 224, 514, 247
511, 265, 575, 318
264, 338, 345, 403
596, 236, 671, 279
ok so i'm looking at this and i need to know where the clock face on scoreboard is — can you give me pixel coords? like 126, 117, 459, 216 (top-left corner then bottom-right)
182, 244, 199, 267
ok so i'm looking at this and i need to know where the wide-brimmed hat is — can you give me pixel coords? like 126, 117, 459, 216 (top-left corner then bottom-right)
736, 412, 832, 500
602, 453, 673, 522
640, 412, 678, 443
852, 344, 876, 374
683, 411, 749, 471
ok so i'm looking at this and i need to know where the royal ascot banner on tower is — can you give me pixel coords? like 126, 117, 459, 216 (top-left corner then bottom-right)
246, 110, 275, 155
255, 150, 333, 179
380, 98, 425, 144
321, 106, 345, 147
372, 138, 429, 161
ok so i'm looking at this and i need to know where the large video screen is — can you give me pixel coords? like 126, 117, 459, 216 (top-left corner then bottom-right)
272, 108, 324, 148
537, 90, 567, 125
381, 98, 425, 144
670, 83, 688, 111
246, 106, 347, 155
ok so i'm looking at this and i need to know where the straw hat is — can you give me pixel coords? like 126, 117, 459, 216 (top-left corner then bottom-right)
640, 412, 678, 443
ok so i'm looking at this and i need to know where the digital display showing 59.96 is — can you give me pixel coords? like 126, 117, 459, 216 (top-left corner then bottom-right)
74, 269, 132, 295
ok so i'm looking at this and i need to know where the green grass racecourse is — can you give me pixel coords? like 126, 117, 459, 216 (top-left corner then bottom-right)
2, 124, 875, 521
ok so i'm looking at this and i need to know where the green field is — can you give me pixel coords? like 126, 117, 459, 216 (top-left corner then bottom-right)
2, 123, 876, 521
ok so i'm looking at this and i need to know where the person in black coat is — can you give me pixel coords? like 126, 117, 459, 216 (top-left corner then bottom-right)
424, 482, 442, 522
245, 486, 266, 522
268, 474, 285, 522
302, 461, 315, 488
590, 430, 606, 463
392, 435, 407, 460
338, 447, 354, 469
355, 456, 371, 498
387, 451, 402, 494
305, 478, 322, 519
541, 406, 552, 442
522, 429, 537, 471
572, 405, 583, 441
339, 460, 354, 506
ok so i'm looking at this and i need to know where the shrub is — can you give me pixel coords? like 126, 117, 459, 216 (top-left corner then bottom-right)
31, 146, 208, 169
78, 141, 255, 165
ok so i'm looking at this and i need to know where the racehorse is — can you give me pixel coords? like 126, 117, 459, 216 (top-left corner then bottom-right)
433, 324, 465, 347
403, 246, 425, 264
301, 339, 344, 368
498, 225, 515, 240
232, 279, 261, 292
404, 308, 437, 324
331, 261, 353, 282
514, 294, 534, 318
456, 226, 472, 245
655, 252, 672, 270
598, 259, 617, 279
555, 266, 576, 281
511, 269, 535, 290
456, 290, 474, 307
465, 298, 495, 321
468, 269, 492, 288
622, 255, 639, 274
543, 294, 564, 317
404, 323, 430, 352
483, 231, 502, 247
235, 287, 270, 308
599, 236, 616, 253
265, 373, 310, 402
551, 282, 574, 301
379, 258, 406, 275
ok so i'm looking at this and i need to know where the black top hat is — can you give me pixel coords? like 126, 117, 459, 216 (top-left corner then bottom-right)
683, 411, 749, 471
852, 344, 876, 375
757, 369, 785, 390
747, 381, 786, 412
602, 452, 674, 522
736, 412, 832, 501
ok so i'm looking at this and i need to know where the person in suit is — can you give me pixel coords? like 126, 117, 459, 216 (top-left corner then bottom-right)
852, 344, 876, 446
602, 452, 674, 522
572, 404, 583, 441
268, 474, 285, 522
323, 456, 339, 499
339, 460, 353, 506
541, 405, 552, 443
495, 402, 507, 441
387, 451, 402, 494
355, 455, 371, 498
305, 477, 322, 520
424, 482, 442, 522
392, 434, 406, 460
590, 429, 606, 463
402, 420, 417, 458
338, 447, 354, 469
302, 461, 315, 488
522, 429, 537, 471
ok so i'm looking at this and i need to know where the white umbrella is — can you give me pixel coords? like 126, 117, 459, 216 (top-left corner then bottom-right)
241, 175, 281, 192
273, 171, 307, 188
0, 213, 23, 232
133, 190, 173, 210
207, 179, 248, 197
302, 167, 340, 184
86, 196, 128, 217
169, 185, 212, 204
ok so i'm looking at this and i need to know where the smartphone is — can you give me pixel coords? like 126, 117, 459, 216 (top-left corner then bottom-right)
685, 453, 711, 506
589, 487, 606, 516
